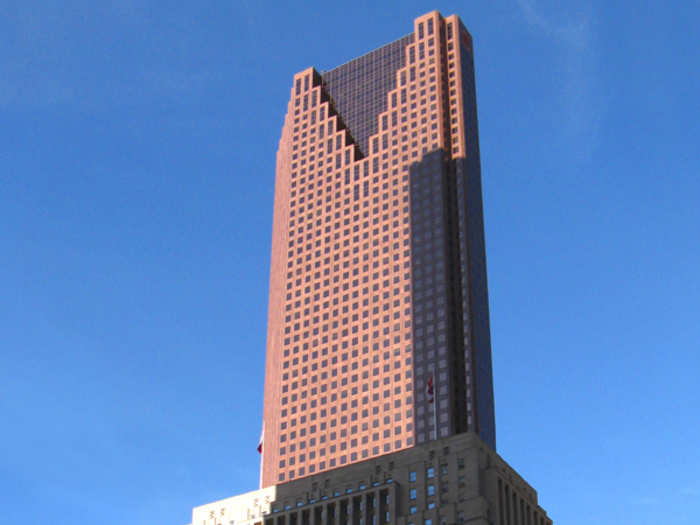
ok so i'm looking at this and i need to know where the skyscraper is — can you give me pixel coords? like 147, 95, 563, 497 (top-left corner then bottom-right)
187, 11, 553, 525
261, 11, 495, 488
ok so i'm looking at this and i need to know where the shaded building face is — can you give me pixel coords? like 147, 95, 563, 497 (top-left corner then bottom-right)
261, 11, 495, 487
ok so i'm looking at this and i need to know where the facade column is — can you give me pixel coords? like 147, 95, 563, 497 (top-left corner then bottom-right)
375, 489, 383, 525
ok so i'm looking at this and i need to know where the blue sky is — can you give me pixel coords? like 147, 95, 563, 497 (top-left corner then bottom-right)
1, 1, 698, 524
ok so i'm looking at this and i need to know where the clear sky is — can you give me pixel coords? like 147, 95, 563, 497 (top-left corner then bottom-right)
1, 1, 698, 524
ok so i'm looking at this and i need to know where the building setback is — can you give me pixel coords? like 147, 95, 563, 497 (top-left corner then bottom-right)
190, 433, 551, 525
262, 10, 495, 488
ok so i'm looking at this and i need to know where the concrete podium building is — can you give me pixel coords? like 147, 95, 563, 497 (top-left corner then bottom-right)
190, 433, 550, 525
188, 10, 552, 525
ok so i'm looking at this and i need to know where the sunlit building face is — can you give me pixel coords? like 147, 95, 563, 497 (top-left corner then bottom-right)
261, 11, 496, 488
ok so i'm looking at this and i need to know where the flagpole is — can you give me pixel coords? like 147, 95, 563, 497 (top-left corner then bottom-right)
433, 365, 438, 441
258, 422, 264, 489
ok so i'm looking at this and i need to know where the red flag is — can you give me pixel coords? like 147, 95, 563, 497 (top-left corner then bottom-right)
257, 424, 264, 454
426, 375, 434, 403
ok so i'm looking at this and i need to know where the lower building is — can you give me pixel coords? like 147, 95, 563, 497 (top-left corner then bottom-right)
188, 433, 551, 525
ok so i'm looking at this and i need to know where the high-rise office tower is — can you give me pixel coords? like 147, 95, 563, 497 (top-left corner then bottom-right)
187, 12, 554, 525
261, 11, 495, 488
